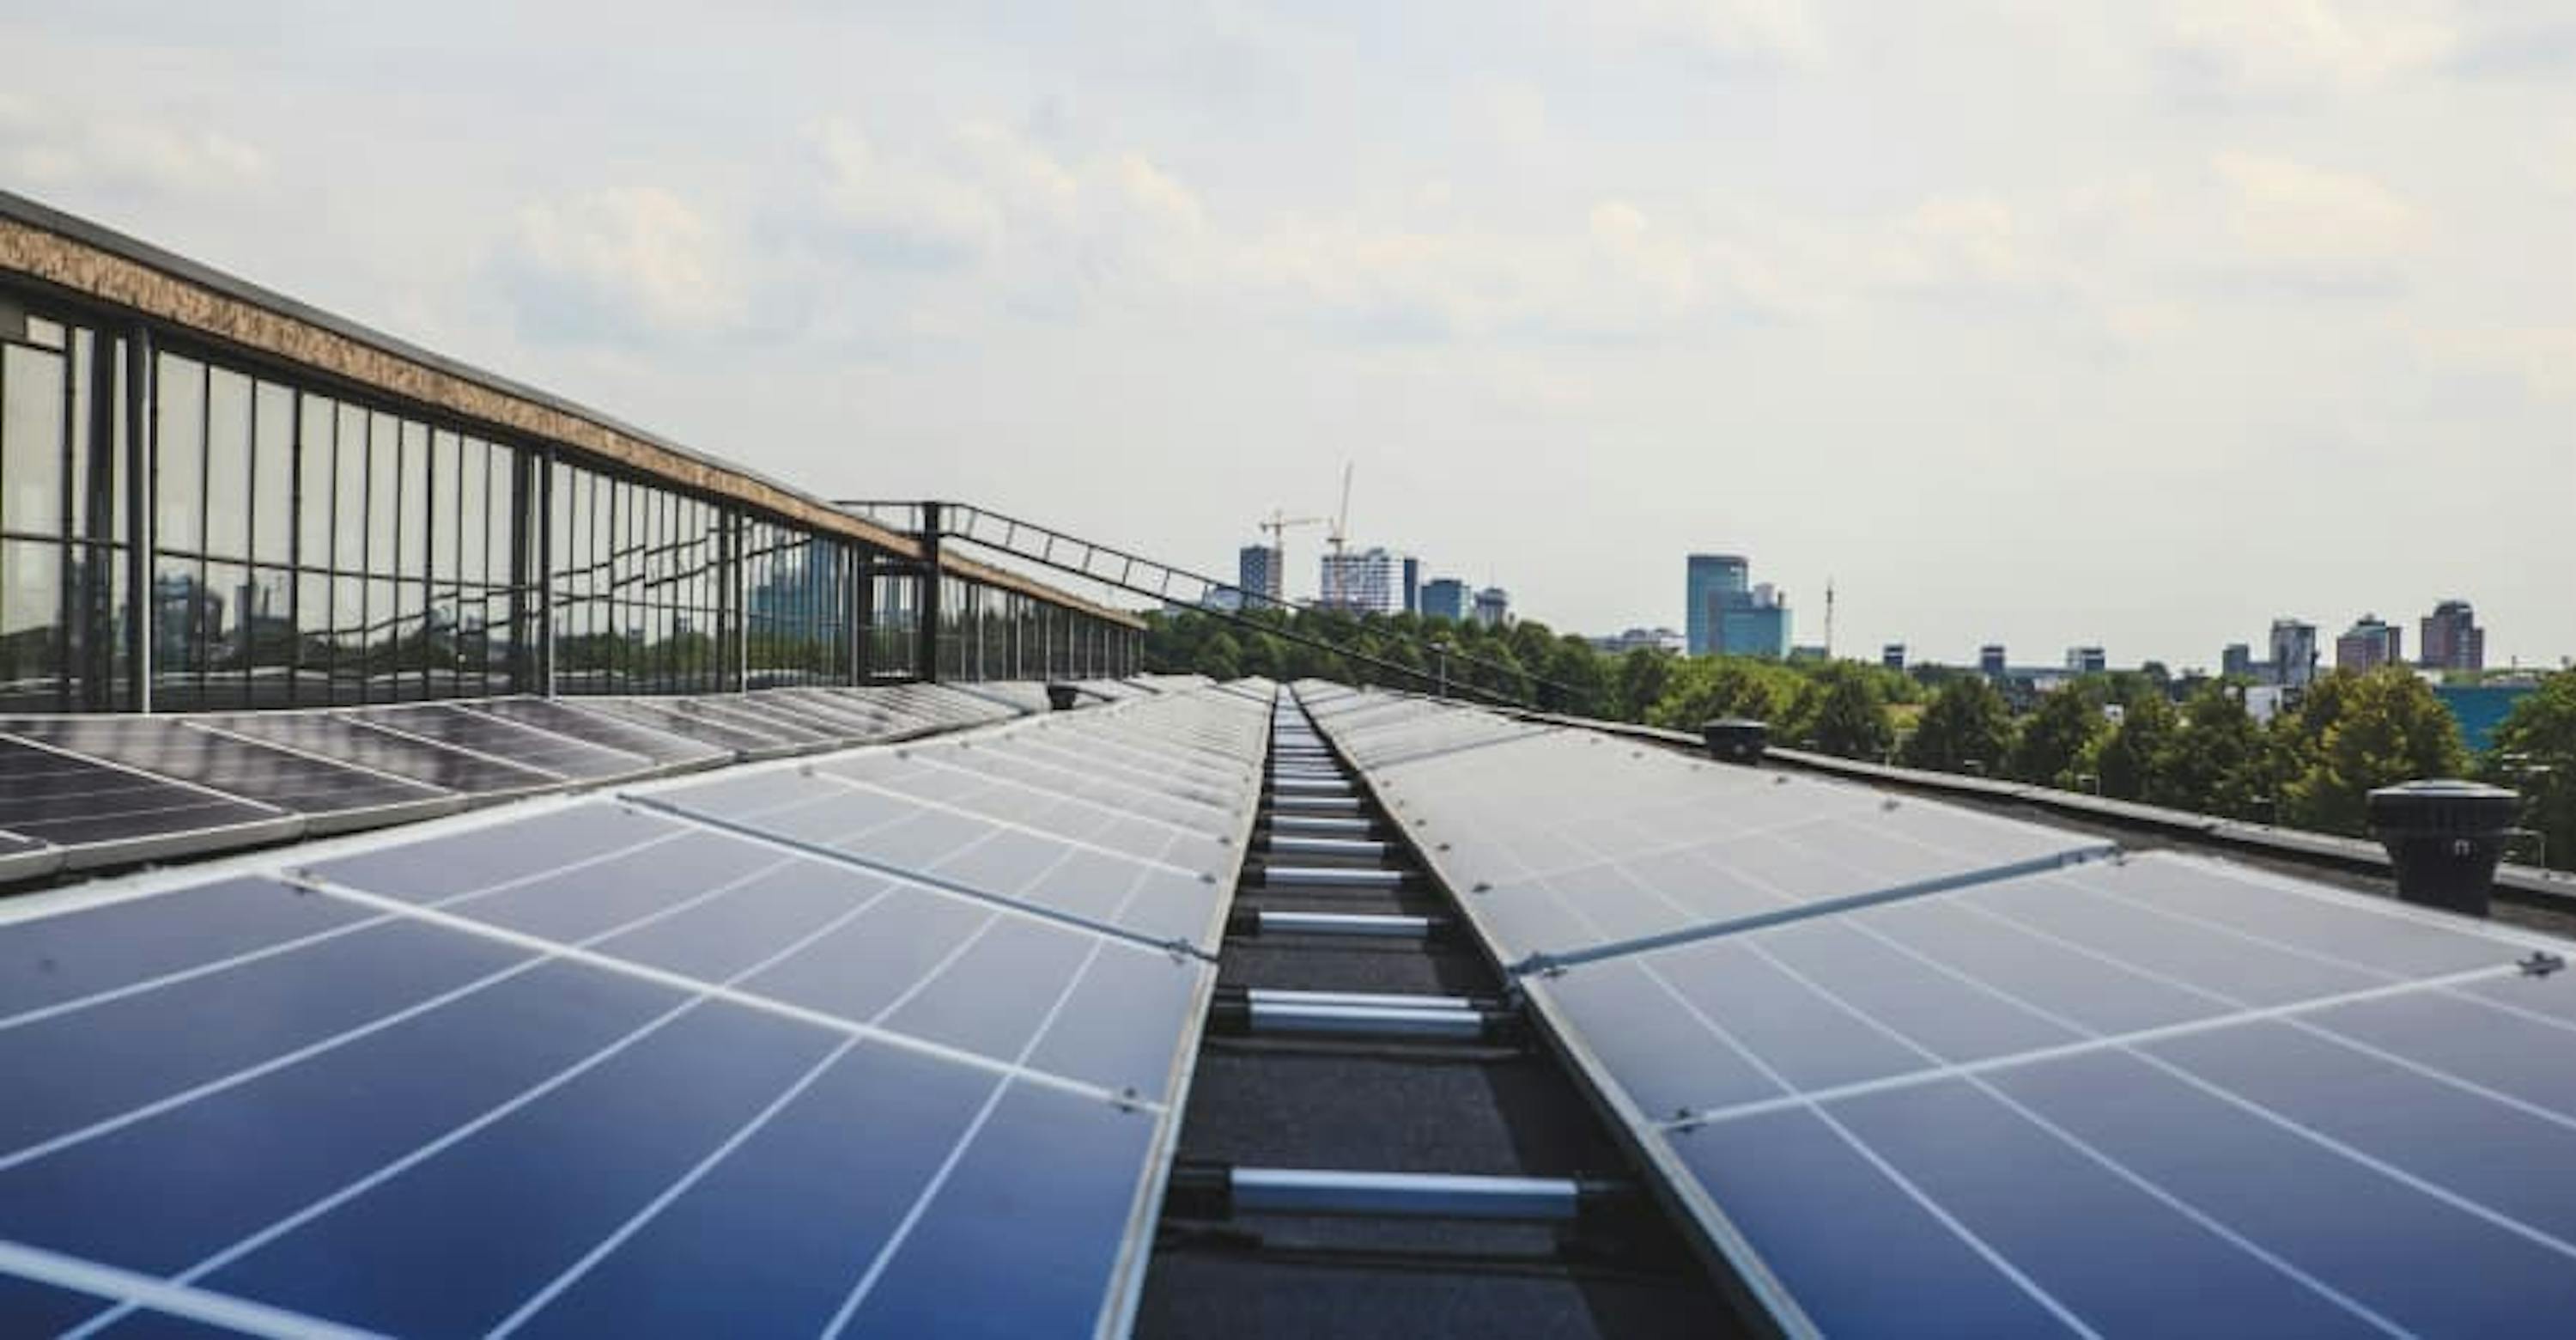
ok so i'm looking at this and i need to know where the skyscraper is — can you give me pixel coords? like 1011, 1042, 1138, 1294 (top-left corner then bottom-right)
1980, 645, 2008, 678
1684, 555, 1748, 656
2222, 643, 2254, 680
1316, 547, 1402, 614
1420, 578, 1469, 622
1882, 643, 1907, 671
1472, 586, 1510, 628
1237, 545, 1281, 606
2064, 646, 2107, 674
2419, 600, 2485, 672
2336, 614, 2403, 671
2269, 618, 2319, 687
1401, 557, 1422, 616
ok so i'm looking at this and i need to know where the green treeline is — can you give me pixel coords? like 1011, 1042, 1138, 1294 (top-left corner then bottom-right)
1145, 607, 2576, 871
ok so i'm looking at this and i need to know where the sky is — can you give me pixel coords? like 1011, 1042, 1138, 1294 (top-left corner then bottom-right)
4, 0, 2570, 668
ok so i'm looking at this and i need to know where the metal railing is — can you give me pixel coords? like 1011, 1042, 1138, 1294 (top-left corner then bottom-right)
834, 500, 1576, 709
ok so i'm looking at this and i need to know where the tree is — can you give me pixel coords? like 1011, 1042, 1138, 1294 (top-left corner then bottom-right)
1546, 635, 1613, 718
1808, 665, 1894, 759
1901, 676, 2015, 775
2281, 667, 2470, 835
2093, 690, 2174, 801
2010, 679, 2107, 788
2486, 671, 2576, 873
2150, 683, 2266, 817
1614, 648, 1674, 723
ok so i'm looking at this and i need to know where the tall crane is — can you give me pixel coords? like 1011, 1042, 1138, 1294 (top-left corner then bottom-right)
1323, 463, 1354, 608
1255, 508, 1324, 606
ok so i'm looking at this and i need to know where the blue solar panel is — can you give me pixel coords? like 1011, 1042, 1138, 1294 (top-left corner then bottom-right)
0, 683, 1269, 1336
1303, 685, 2576, 1338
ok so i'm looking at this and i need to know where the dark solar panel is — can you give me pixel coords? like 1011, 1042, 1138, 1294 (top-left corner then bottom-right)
203, 711, 568, 796
577, 697, 804, 755
7, 718, 456, 828
0, 735, 295, 862
466, 697, 731, 769
354, 705, 658, 782
1303, 685, 2576, 1339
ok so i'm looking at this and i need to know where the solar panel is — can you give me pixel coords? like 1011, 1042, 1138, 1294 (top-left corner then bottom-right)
5, 718, 459, 832
1302, 686, 2576, 1338
0, 683, 1273, 1337
354, 705, 660, 783
204, 711, 569, 797
0, 734, 296, 866
578, 697, 809, 756
465, 698, 732, 770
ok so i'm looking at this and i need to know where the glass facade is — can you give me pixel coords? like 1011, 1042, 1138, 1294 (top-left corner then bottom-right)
0, 286, 1137, 712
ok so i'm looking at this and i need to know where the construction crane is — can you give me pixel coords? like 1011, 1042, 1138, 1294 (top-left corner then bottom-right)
1255, 508, 1324, 607
1323, 463, 1354, 608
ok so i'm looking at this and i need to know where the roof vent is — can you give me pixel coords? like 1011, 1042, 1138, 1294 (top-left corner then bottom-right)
1047, 682, 1081, 711
2366, 779, 2519, 918
1701, 718, 1768, 766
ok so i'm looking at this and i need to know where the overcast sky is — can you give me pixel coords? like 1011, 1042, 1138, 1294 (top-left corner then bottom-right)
6, 1, 2569, 667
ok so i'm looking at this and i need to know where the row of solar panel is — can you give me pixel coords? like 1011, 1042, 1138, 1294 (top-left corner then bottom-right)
0, 679, 1193, 885
0, 679, 1272, 1337
1299, 684, 2576, 1339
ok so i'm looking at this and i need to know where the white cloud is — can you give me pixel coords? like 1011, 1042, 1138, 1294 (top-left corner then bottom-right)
0, 91, 264, 196
2213, 151, 2421, 265
1617, 0, 1822, 64
500, 187, 746, 340
2166, 0, 2457, 89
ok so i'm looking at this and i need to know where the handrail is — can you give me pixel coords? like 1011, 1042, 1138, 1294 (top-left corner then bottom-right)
834, 499, 1576, 710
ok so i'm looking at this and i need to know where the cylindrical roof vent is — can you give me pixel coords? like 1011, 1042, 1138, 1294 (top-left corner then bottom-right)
1701, 717, 1768, 765
2366, 779, 2519, 918
1046, 682, 1081, 712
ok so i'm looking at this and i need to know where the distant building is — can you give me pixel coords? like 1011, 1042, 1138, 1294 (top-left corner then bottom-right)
1720, 584, 1791, 660
2419, 600, 2485, 673
1317, 547, 1402, 615
1237, 545, 1281, 606
2269, 618, 2320, 687
2064, 646, 2107, 674
1882, 643, 1906, 671
1472, 586, 1510, 628
1979, 644, 2008, 678
2221, 643, 2255, 680
1789, 644, 1828, 663
2336, 614, 2403, 672
1400, 557, 1423, 616
1420, 578, 1470, 623
1684, 555, 1748, 657
1589, 627, 1685, 655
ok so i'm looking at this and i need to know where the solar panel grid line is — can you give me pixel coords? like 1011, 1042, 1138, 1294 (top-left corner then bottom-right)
850, 752, 1228, 845
1716, 911, 2576, 1275
204, 711, 575, 799
440, 702, 674, 778
616, 790, 1224, 963
1023, 719, 1255, 780
0, 728, 294, 819
276, 865, 1152, 1107
483, 1031, 869, 1338
1047, 711, 1264, 769
1358, 723, 1567, 772
0, 845, 836, 1176
801, 768, 1212, 880
0, 1237, 377, 1340
884, 740, 1244, 824
0, 720, 458, 822
177, 719, 472, 807
346, 710, 613, 781
1657, 959, 2527, 1133
584, 697, 805, 756
459, 698, 732, 770
965, 736, 1246, 810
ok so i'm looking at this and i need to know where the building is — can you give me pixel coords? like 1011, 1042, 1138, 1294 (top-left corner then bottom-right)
1789, 645, 1828, 664
0, 192, 1140, 714
1980, 644, 2008, 678
1881, 643, 1906, 671
1317, 546, 1403, 615
2269, 618, 2319, 687
2064, 646, 2107, 674
1683, 555, 1747, 656
1401, 557, 1423, 616
1472, 586, 1510, 628
1419, 578, 1471, 622
2221, 643, 2255, 680
1589, 627, 1686, 655
1237, 545, 1282, 606
2419, 600, 2485, 673
2335, 614, 2403, 672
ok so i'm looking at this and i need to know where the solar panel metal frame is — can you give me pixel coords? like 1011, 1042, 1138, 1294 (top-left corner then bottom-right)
3, 717, 466, 837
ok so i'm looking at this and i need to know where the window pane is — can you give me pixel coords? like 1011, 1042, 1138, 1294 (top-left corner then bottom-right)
430, 429, 460, 583
299, 394, 335, 567
366, 412, 399, 575
3, 343, 67, 537
253, 381, 294, 565
204, 367, 252, 559
154, 354, 204, 551
0, 539, 61, 710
